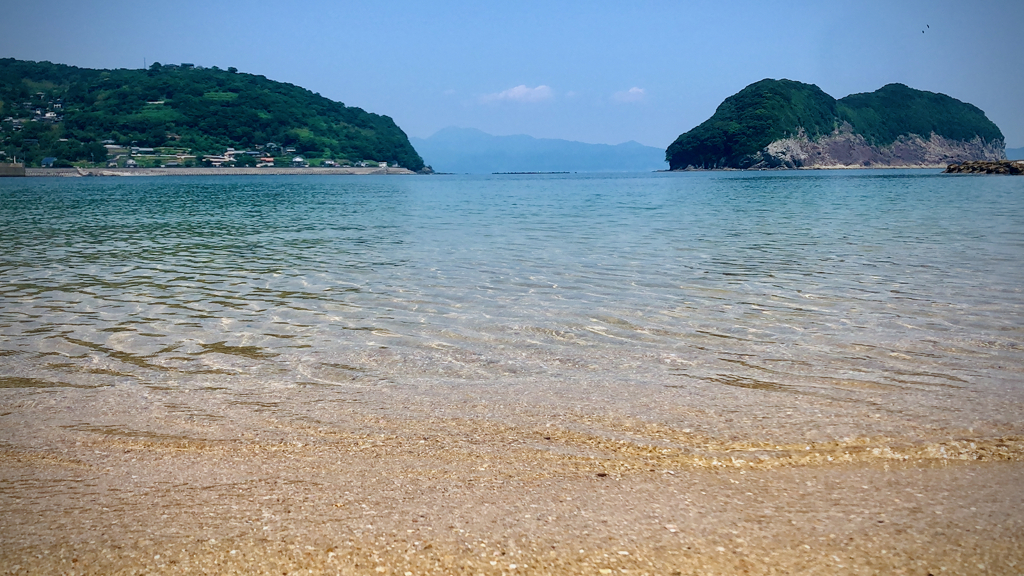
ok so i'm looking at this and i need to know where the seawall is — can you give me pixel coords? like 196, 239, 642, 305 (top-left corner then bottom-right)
0, 164, 26, 177
24, 166, 417, 177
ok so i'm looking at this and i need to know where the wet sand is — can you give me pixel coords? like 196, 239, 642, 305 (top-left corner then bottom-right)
2, 386, 1022, 575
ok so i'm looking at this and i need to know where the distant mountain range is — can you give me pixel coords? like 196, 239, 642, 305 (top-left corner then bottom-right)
410, 127, 666, 173
1007, 147, 1024, 160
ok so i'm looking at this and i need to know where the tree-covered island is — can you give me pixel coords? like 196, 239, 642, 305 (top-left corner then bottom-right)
0, 58, 424, 170
666, 79, 1005, 170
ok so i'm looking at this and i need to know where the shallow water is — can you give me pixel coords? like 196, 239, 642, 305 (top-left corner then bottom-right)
2, 171, 1023, 445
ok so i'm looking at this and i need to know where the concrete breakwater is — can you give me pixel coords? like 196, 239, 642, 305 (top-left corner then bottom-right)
943, 160, 1024, 175
0, 163, 26, 177
25, 166, 417, 177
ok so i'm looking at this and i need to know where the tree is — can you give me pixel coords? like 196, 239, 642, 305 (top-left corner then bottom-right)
84, 141, 107, 163
0, 58, 426, 170
233, 154, 257, 167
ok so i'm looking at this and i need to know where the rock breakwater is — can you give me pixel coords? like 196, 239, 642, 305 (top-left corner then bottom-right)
944, 160, 1024, 175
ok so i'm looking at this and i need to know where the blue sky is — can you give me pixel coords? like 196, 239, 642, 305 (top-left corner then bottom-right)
2, 0, 1021, 148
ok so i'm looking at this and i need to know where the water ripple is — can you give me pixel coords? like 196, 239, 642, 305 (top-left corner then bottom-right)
2, 172, 1023, 437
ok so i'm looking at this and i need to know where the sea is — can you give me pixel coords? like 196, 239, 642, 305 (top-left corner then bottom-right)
2, 171, 1023, 450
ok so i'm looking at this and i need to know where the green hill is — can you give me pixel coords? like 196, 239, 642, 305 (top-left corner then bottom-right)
837, 83, 1002, 147
666, 79, 1004, 170
0, 58, 424, 170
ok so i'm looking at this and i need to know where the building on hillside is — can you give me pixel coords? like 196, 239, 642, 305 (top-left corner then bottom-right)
41, 157, 57, 168
291, 156, 307, 167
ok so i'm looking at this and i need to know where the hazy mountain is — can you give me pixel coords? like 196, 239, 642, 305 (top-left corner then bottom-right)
410, 127, 666, 173
1006, 147, 1024, 160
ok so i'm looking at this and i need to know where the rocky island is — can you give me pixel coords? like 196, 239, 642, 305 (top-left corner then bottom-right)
666, 79, 1005, 170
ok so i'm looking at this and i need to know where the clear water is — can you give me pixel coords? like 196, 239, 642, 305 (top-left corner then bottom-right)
2, 171, 1023, 444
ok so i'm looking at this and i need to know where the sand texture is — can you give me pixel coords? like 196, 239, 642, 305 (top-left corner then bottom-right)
2, 386, 1022, 575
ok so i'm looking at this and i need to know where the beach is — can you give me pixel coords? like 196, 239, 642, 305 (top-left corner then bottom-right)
2, 171, 1022, 574
2, 383, 1022, 575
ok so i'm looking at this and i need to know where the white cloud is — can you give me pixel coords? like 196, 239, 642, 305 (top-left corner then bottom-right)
482, 85, 554, 103
612, 87, 646, 103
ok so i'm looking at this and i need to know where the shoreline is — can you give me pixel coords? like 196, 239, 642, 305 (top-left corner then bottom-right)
663, 164, 950, 172
2, 384, 1022, 575
23, 166, 418, 177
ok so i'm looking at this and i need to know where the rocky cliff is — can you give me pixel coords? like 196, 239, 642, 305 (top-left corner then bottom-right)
667, 80, 1005, 170
757, 124, 1005, 169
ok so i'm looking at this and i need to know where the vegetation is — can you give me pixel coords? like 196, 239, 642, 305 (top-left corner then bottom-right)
0, 58, 424, 170
836, 83, 1003, 147
665, 79, 838, 170
666, 79, 1004, 170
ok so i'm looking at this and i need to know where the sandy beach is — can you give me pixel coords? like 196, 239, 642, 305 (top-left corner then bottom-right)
3, 171, 1023, 575
2, 384, 1022, 575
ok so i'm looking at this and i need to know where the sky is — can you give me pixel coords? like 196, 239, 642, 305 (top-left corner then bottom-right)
1, 0, 1021, 148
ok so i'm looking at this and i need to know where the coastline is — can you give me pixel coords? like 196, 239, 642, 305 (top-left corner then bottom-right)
24, 166, 418, 177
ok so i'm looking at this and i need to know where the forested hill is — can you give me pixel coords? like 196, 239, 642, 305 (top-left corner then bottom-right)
0, 58, 424, 170
666, 79, 1004, 170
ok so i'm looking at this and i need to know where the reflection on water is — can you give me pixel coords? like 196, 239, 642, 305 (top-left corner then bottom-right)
1, 172, 1023, 443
